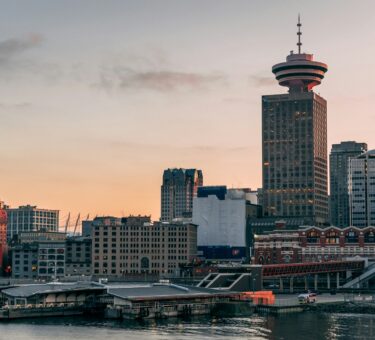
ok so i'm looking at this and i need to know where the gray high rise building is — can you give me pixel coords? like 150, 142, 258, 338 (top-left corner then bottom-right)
262, 17, 329, 225
6, 205, 59, 241
161, 168, 203, 222
330, 141, 367, 227
348, 150, 375, 227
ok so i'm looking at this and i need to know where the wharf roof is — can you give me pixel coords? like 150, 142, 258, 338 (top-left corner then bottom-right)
107, 283, 239, 301
1, 282, 104, 298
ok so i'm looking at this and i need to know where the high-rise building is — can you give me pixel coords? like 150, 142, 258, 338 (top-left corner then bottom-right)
262, 17, 329, 225
6, 205, 59, 241
0, 201, 7, 271
348, 150, 375, 227
161, 168, 203, 222
330, 141, 367, 227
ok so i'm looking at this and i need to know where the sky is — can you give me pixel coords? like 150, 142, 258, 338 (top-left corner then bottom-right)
1, 0, 375, 229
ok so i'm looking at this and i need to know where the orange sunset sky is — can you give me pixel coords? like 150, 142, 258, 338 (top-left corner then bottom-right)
1, 1, 375, 230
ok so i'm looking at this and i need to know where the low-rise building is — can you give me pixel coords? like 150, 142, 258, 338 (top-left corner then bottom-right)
10, 230, 66, 279
254, 226, 375, 264
11, 243, 38, 279
65, 236, 92, 276
92, 216, 197, 277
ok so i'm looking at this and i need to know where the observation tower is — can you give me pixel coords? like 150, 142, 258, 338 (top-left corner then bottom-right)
261, 16, 329, 226
271, 15, 328, 93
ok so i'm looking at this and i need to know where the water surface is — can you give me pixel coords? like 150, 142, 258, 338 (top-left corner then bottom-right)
0, 313, 374, 340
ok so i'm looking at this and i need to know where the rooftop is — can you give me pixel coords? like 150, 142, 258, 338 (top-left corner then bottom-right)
107, 283, 237, 301
2, 282, 103, 298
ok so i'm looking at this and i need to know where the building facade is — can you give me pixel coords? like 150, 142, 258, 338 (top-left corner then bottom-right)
262, 20, 329, 225
254, 226, 375, 264
92, 216, 197, 277
6, 205, 59, 241
330, 141, 367, 227
0, 201, 8, 271
65, 236, 92, 276
348, 150, 375, 227
192, 186, 261, 260
11, 243, 38, 279
10, 231, 66, 279
161, 168, 203, 222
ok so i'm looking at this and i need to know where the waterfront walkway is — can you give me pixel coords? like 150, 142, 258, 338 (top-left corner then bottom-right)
274, 293, 375, 306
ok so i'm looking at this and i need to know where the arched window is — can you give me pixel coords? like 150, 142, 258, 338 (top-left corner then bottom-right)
326, 230, 339, 244
307, 230, 319, 243
364, 231, 375, 243
141, 257, 149, 270
345, 230, 359, 243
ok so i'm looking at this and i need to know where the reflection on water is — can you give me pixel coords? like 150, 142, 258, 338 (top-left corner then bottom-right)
0, 313, 374, 340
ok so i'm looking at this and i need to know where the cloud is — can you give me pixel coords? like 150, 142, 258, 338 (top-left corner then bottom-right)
0, 34, 43, 63
0, 33, 62, 82
249, 75, 275, 87
0, 102, 32, 109
97, 66, 226, 92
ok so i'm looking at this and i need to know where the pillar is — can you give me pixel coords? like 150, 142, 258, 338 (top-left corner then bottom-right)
336, 272, 340, 288
304, 276, 308, 291
327, 273, 331, 290
279, 278, 284, 292
290, 277, 294, 293
314, 274, 318, 291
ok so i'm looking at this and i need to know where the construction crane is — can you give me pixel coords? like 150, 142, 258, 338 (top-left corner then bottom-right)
73, 213, 81, 236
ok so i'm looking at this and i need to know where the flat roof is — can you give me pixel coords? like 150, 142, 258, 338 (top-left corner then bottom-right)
2, 282, 103, 298
107, 283, 239, 301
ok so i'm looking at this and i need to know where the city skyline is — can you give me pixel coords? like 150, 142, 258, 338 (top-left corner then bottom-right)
1, 1, 375, 222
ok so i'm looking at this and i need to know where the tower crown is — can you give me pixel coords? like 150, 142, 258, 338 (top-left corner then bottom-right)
272, 16, 328, 93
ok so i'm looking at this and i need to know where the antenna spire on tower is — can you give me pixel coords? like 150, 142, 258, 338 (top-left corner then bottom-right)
297, 14, 302, 54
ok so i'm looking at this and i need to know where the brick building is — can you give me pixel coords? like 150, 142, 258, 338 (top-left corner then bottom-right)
92, 216, 197, 277
254, 226, 375, 264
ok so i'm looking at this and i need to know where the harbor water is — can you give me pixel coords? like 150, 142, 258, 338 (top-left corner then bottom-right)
0, 312, 374, 340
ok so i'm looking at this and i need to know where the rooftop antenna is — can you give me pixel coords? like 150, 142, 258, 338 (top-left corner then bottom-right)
297, 14, 302, 54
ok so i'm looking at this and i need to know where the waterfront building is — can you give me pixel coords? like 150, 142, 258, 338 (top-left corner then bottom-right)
1, 282, 103, 309
10, 230, 66, 279
106, 282, 242, 319
330, 141, 367, 227
254, 225, 375, 264
192, 186, 261, 260
262, 18, 329, 225
65, 236, 92, 276
0, 201, 8, 272
6, 205, 59, 241
161, 168, 203, 222
92, 216, 197, 277
348, 150, 375, 227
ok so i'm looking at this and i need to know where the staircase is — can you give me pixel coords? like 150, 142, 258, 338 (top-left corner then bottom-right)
342, 263, 375, 288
